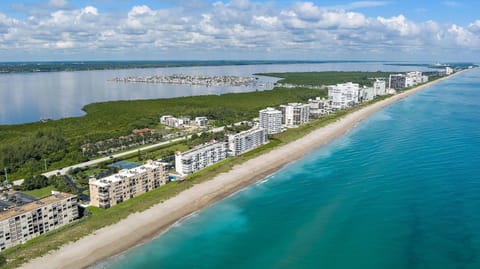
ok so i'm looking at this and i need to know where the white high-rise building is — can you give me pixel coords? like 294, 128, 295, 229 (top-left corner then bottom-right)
373, 79, 387, 96
308, 97, 332, 118
259, 107, 283, 134
359, 87, 375, 102
445, 66, 453, 75
175, 142, 228, 175
228, 127, 268, 156
279, 103, 310, 127
328, 82, 360, 110
405, 71, 423, 87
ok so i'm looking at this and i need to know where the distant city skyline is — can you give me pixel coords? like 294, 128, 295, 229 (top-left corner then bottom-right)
0, 0, 479, 62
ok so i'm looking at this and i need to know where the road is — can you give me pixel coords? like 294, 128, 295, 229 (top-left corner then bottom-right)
40, 123, 238, 178
42, 136, 187, 177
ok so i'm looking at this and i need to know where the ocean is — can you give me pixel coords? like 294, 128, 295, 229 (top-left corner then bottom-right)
94, 68, 480, 269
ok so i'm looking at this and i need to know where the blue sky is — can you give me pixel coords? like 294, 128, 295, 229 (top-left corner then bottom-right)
0, 0, 479, 61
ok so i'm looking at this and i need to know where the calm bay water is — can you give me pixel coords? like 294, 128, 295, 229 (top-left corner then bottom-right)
0, 62, 425, 125
93, 68, 480, 269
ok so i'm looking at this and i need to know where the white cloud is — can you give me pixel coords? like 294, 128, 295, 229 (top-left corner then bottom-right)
0, 0, 478, 60
443, 1, 461, 7
340, 1, 388, 10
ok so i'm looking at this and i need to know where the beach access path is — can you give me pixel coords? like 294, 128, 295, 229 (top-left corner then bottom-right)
20, 72, 462, 269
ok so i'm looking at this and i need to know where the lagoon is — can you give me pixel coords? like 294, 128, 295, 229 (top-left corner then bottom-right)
0, 62, 426, 125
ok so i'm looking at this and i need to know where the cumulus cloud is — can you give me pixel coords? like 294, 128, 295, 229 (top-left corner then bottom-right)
0, 0, 478, 60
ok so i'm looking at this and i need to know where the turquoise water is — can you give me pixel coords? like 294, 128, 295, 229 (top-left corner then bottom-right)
97, 69, 480, 269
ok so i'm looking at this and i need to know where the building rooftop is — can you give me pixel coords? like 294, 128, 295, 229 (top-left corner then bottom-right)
0, 192, 76, 221
91, 160, 167, 187
259, 107, 281, 113
177, 141, 227, 158
229, 127, 265, 138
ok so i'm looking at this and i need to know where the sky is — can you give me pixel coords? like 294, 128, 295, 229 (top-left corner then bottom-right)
0, 0, 479, 62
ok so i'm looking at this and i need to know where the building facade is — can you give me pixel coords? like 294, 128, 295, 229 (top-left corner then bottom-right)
259, 107, 283, 134
359, 87, 375, 102
279, 103, 310, 127
89, 160, 169, 208
228, 127, 268, 156
328, 82, 360, 110
194, 117, 209, 126
445, 66, 453, 75
373, 79, 387, 96
175, 142, 228, 175
308, 97, 332, 118
389, 74, 406, 89
0, 192, 78, 251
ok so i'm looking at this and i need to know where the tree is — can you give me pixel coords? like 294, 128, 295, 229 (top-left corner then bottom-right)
0, 254, 6, 266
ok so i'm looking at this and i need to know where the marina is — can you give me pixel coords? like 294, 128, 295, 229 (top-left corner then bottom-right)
108, 74, 266, 87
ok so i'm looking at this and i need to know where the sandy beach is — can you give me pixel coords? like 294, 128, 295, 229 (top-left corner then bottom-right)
20, 73, 460, 269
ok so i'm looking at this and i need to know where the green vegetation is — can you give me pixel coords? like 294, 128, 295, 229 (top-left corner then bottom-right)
0, 87, 325, 180
21, 186, 56, 199
1, 69, 436, 268
1, 94, 396, 268
21, 174, 76, 194
259, 71, 392, 86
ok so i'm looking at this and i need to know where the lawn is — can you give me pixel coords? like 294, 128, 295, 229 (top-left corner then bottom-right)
21, 186, 56, 199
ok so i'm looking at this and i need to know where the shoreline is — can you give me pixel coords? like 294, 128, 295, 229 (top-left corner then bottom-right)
20, 72, 463, 269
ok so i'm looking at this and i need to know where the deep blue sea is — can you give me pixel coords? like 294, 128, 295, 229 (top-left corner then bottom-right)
94, 68, 480, 269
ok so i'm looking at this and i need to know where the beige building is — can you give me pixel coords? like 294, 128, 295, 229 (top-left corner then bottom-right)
89, 160, 169, 209
0, 191, 78, 251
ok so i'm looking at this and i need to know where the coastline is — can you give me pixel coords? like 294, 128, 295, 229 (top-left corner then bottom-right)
20, 72, 462, 269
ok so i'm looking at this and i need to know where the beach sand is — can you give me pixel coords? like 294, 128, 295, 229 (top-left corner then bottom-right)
20, 73, 459, 269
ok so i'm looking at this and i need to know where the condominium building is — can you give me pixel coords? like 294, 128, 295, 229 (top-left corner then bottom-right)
373, 79, 387, 96
445, 66, 453, 75
308, 97, 332, 118
0, 192, 78, 251
89, 160, 169, 208
228, 127, 268, 156
194, 117, 209, 126
259, 107, 283, 134
175, 141, 228, 175
160, 115, 174, 125
405, 71, 423, 87
279, 103, 310, 127
328, 82, 360, 110
359, 87, 375, 102
389, 74, 406, 89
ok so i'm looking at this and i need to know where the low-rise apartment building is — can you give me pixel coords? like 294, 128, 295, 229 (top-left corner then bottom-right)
89, 160, 169, 208
228, 127, 268, 156
175, 141, 228, 175
0, 192, 78, 251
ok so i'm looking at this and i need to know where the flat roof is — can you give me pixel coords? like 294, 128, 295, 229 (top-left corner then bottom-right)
179, 142, 227, 158
0, 192, 76, 222
229, 127, 264, 138
91, 160, 167, 187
